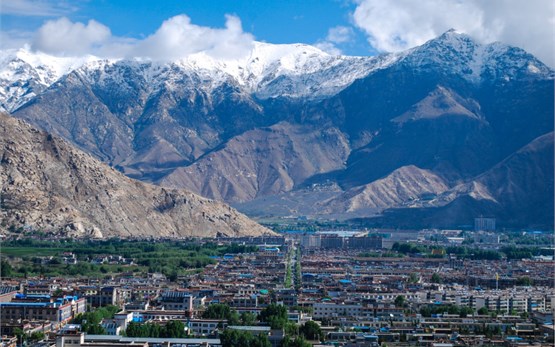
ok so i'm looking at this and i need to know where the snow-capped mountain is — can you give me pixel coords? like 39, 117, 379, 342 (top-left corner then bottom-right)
398, 29, 553, 82
2, 32, 551, 112
0, 42, 397, 112
3, 31, 554, 228
0, 49, 100, 112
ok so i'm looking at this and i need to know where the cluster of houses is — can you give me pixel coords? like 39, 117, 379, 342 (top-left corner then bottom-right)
0, 232, 553, 347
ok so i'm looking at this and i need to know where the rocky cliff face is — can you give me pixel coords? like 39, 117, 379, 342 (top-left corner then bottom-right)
0, 113, 272, 237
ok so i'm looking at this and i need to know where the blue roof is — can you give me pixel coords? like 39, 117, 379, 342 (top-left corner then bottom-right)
0, 302, 51, 307
363, 335, 378, 340
26, 294, 51, 299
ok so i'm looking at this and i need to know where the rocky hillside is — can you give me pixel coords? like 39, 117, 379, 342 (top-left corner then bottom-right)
0, 113, 272, 238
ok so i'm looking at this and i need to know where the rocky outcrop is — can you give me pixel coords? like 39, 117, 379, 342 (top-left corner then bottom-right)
0, 113, 273, 238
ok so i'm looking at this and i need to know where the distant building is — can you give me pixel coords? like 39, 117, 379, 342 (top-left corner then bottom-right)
347, 235, 383, 249
320, 236, 344, 249
300, 234, 321, 249
474, 217, 496, 231
0, 295, 85, 324
159, 291, 193, 312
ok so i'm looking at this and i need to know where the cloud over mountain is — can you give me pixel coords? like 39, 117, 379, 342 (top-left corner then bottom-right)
352, 0, 555, 67
28, 14, 255, 60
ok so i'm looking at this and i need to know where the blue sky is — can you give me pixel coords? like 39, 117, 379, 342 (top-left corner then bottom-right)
1, 0, 553, 66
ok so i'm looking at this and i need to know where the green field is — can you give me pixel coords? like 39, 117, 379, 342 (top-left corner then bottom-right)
0, 238, 256, 279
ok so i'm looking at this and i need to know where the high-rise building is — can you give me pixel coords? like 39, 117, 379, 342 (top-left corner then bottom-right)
474, 217, 496, 231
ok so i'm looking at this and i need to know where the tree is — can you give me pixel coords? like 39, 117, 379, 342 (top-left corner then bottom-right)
0, 260, 14, 277
13, 328, 27, 345
203, 303, 240, 325
260, 304, 288, 329
431, 273, 441, 284
240, 312, 257, 326
516, 276, 533, 286
220, 329, 271, 347
394, 295, 406, 308
408, 273, 419, 283
126, 322, 146, 337
299, 321, 322, 341
163, 320, 186, 338
284, 321, 299, 337
281, 336, 311, 347
459, 306, 474, 318
29, 331, 45, 342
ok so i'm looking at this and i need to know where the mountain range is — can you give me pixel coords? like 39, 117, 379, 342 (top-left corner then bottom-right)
1, 30, 553, 229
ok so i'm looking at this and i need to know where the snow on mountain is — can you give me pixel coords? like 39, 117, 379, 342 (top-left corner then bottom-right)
400, 29, 554, 82
0, 42, 399, 112
1, 31, 552, 113
0, 48, 99, 112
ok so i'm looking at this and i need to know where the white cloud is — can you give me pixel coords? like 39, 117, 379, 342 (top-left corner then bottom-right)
315, 41, 342, 55
25, 14, 254, 60
0, 0, 75, 17
0, 30, 34, 49
327, 26, 354, 44
315, 25, 355, 55
130, 14, 254, 60
32, 17, 111, 56
352, 0, 555, 67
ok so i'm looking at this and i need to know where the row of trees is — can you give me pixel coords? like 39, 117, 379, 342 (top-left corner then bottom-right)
114, 303, 323, 346
202, 303, 257, 326
204, 303, 323, 347
125, 320, 187, 338
391, 242, 552, 260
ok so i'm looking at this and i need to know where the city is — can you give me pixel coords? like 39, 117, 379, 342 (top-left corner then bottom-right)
1, 1, 554, 347
1, 218, 553, 346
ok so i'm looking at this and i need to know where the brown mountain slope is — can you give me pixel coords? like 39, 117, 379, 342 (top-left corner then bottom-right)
320, 165, 450, 214
0, 113, 272, 238
159, 122, 350, 202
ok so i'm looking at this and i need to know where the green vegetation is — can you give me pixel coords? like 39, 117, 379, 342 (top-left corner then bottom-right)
281, 336, 312, 347
285, 250, 293, 288
394, 295, 406, 308
201, 304, 258, 326
259, 304, 288, 329
201, 303, 322, 345
299, 321, 323, 341
262, 219, 355, 233
516, 276, 533, 286
420, 304, 474, 318
72, 305, 120, 335
358, 251, 402, 258
391, 242, 553, 260
503, 231, 554, 246
0, 238, 257, 279
431, 273, 442, 284
125, 320, 187, 338
219, 329, 271, 347
294, 248, 302, 291
202, 303, 240, 325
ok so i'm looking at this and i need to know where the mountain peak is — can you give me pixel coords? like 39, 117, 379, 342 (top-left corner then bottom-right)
401, 29, 553, 82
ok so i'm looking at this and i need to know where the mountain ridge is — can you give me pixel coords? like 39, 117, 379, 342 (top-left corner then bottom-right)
2, 31, 553, 228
